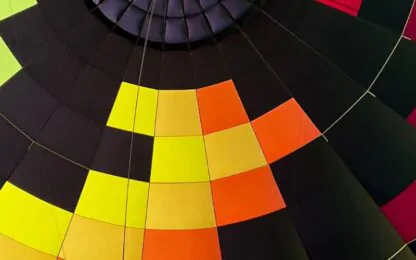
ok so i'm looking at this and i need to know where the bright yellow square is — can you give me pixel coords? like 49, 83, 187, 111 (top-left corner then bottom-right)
150, 136, 210, 183
0, 0, 37, 21
135, 86, 158, 136
146, 183, 216, 229
155, 90, 202, 136
204, 123, 267, 180
60, 214, 126, 260
107, 83, 158, 136
0, 37, 21, 87
107, 82, 137, 132
75, 170, 127, 226
0, 182, 72, 256
126, 180, 149, 228
0, 233, 55, 260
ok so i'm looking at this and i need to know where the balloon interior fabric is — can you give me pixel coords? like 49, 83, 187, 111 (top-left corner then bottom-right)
0, 0, 415, 259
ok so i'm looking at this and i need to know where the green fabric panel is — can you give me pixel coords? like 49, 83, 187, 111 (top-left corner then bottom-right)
0, 37, 22, 87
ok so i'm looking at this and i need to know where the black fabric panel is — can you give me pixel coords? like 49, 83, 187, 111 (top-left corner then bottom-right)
260, 0, 311, 34
290, 173, 405, 259
372, 38, 416, 118
218, 209, 310, 260
326, 94, 416, 205
232, 61, 291, 120
241, 10, 287, 62
271, 138, 347, 206
217, 30, 264, 77
0, 7, 56, 66
9, 145, 88, 212
37, 0, 89, 32
272, 138, 405, 259
24, 41, 86, 100
59, 12, 110, 63
123, 46, 144, 84
293, 1, 399, 87
191, 43, 229, 88
160, 51, 194, 90
90, 33, 135, 80
140, 48, 162, 88
38, 105, 104, 167
92, 127, 153, 181
64, 65, 120, 124
285, 45, 364, 131
0, 117, 31, 188
358, 0, 413, 34
0, 71, 58, 138
130, 133, 154, 182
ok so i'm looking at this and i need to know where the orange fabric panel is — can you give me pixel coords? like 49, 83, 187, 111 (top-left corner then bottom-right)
197, 80, 249, 134
252, 98, 320, 163
212, 165, 286, 226
142, 228, 221, 260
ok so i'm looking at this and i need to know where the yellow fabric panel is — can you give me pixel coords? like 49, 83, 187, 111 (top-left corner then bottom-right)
126, 180, 149, 228
60, 214, 124, 260
151, 136, 210, 183
0, 182, 72, 256
204, 123, 267, 180
0, 233, 56, 260
0, 37, 22, 87
75, 170, 127, 226
0, 0, 37, 21
124, 227, 144, 260
146, 183, 216, 229
135, 86, 158, 136
107, 82, 138, 132
155, 90, 202, 136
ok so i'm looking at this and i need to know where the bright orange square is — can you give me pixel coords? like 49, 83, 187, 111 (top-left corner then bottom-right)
211, 165, 286, 226
252, 98, 320, 163
143, 228, 221, 260
197, 80, 249, 134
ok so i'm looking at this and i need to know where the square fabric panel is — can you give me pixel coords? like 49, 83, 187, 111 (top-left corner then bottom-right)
0, 71, 58, 138
151, 136, 209, 183
0, 233, 56, 260
107, 82, 138, 132
60, 214, 127, 260
107, 82, 158, 136
218, 209, 309, 259
143, 228, 221, 260
146, 182, 216, 229
38, 105, 103, 167
0, 37, 21, 86
75, 170, 128, 226
252, 98, 320, 164
155, 90, 202, 136
9, 144, 88, 212
204, 123, 267, 180
212, 165, 286, 226
0, 182, 72, 256
92, 127, 154, 181
197, 80, 249, 134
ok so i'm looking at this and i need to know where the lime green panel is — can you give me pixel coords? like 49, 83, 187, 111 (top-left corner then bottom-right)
0, 0, 37, 21
0, 37, 21, 87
